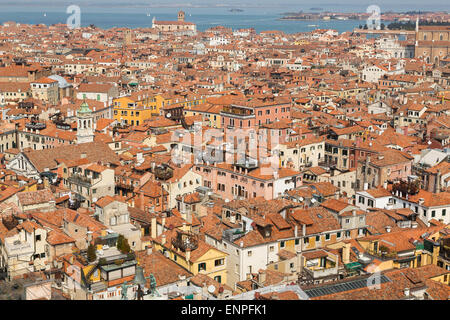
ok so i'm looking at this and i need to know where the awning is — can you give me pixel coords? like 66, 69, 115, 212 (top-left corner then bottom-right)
345, 262, 362, 270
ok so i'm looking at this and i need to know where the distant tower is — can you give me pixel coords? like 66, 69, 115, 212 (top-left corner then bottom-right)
178, 10, 185, 22
76, 101, 94, 144
152, 17, 156, 28
415, 16, 419, 48
125, 29, 132, 46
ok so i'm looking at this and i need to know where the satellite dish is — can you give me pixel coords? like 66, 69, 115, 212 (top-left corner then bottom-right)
166, 113, 172, 118
207, 285, 215, 294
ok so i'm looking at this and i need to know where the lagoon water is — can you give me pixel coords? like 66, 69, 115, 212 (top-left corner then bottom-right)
0, 8, 391, 34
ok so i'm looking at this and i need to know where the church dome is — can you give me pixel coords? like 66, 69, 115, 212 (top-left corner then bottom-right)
78, 101, 92, 113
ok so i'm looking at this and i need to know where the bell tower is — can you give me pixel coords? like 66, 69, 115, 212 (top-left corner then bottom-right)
178, 10, 185, 22
76, 101, 95, 144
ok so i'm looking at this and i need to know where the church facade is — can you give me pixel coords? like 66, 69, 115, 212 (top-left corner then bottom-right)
415, 22, 450, 65
152, 11, 197, 35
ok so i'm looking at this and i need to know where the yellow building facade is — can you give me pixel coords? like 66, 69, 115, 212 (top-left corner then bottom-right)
113, 97, 154, 126
153, 230, 228, 284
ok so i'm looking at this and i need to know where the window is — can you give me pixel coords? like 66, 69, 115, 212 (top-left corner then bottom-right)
215, 259, 224, 267
345, 219, 350, 224
315, 235, 320, 242
431, 210, 436, 218
337, 232, 341, 238
214, 275, 222, 283
443, 209, 446, 216
269, 246, 274, 252
198, 263, 206, 272
295, 239, 299, 245
248, 251, 252, 257
36, 235, 41, 241
280, 241, 285, 248
303, 237, 309, 244
325, 234, 330, 241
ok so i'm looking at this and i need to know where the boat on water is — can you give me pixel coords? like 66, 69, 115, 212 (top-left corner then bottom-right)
308, 24, 318, 27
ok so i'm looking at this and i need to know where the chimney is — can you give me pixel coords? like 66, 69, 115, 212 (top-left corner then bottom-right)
151, 216, 157, 238
294, 225, 298, 238
139, 191, 145, 210
343, 243, 351, 264
352, 210, 357, 217
240, 241, 243, 248
302, 224, 306, 236
435, 169, 441, 194
385, 226, 392, 233
186, 248, 191, 262
404, 288, 410, 297
383, 181, 387, 189
147, 246, 152, 255
258, 271, 266, 284
161, 234, 166, 245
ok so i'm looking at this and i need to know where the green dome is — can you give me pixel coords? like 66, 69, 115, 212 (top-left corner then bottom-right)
78, 101, 92, 113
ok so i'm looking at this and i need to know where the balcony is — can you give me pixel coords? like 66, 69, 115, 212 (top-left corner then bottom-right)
116, 181, 134, 190
25, 122, 46, 130
303, 263, 338, 279
67, 174, 93, 187
318, 160, 337, 167
221, 105, 255, 119
171, 230, 199, 252
440, 245, 450, 260
222, 228, 246, 243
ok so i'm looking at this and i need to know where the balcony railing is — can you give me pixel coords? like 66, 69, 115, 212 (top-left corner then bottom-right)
318, 160, 337, 167
25, 122, 47, 130
303, 265, 338, 279
67, 174, 92, 187
440, 245, 450, 260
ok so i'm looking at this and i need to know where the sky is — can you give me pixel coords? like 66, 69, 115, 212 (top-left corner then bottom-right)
0, 1, 448, 9
0, 1, 448, 13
